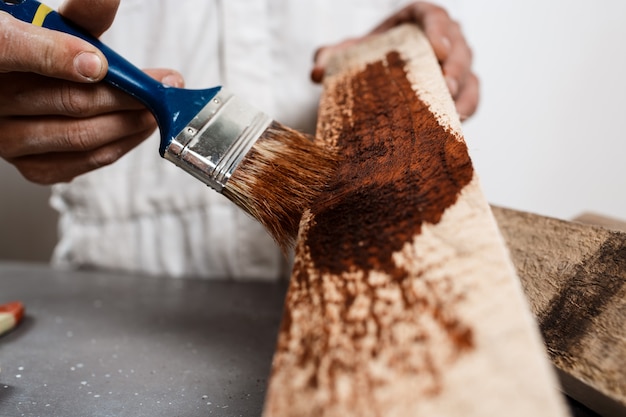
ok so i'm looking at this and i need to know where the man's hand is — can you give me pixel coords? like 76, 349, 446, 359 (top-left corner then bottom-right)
0, 0, 183, 184
311, 2, 479, 121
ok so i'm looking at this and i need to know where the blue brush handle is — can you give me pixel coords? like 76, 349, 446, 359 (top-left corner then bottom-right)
0, 0, 221, 155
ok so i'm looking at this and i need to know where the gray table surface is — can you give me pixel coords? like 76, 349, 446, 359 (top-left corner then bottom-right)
0, 262, 601, 417
0, 262, 287, 417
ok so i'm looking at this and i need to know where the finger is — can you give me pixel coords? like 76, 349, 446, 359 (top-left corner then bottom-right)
310, 65, 325, 84
0, 68, 184, 117
0, 109, 156, 158
454, 72, 479, 121
369, 2, 452, 62
417, 5, 455, 63
58, 0, 120, 37
311, 38, 361, 83
441, 21, 472, 99
0, 73, 142, 117
311, 46, 328, 83
0, 12, 107, 82
9, 129, 151, 185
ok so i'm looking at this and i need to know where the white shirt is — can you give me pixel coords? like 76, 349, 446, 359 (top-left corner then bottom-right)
48, 0, 457, 280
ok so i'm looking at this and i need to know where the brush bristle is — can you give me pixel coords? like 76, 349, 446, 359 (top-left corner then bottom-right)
222, 121, 337, 252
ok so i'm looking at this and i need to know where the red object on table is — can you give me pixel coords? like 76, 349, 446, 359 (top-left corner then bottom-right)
0, 301, 25, 336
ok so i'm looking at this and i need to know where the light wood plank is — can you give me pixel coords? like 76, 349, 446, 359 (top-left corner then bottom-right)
263, 24, 568, 417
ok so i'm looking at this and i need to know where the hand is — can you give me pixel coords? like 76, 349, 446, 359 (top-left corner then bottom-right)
0, 0, 183, 184
311, 2, 479, 121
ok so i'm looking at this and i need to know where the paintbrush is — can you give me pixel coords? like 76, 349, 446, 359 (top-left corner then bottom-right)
1, 0, 335, 250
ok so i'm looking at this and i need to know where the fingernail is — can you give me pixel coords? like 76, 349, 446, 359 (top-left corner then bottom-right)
441, 37, 451, 52
74, 51, 104, 81
445, 76, 458, 97
310, 67, 325, 83
162, 73, 184, 88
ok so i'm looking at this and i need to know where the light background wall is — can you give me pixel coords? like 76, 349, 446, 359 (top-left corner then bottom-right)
461, 0, 626, 221
1, 0, 625, 262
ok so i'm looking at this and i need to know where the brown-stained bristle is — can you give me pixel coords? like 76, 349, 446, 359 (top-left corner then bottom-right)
222, 121, 338, 252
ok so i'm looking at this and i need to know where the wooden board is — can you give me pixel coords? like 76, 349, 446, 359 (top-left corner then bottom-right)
262, 24, 567, 417
494, 206, 626, 417
573, 212, 626, 233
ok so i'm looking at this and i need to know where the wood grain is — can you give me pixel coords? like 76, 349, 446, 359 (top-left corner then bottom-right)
263, 24, 568, 417
494, 206, 626, 417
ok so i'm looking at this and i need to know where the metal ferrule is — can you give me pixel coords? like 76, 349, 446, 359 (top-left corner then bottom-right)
164, 89, 272, 192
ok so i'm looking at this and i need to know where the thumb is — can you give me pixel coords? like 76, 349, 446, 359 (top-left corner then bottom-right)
0, 12, 107, 82
311, 38, 361, 83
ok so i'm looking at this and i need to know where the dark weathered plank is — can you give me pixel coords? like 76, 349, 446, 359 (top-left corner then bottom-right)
574, 212, 626, 233
494, 206, 626, 417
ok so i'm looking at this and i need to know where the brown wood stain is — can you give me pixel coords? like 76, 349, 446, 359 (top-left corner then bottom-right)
307, 51, 474, 276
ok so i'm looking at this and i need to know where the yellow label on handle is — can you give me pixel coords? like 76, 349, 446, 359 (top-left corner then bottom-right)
32, 3, 53, 26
